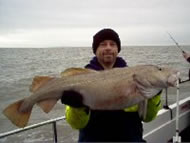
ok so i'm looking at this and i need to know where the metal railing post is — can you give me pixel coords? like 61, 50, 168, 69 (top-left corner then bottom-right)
52, 122, 58, 143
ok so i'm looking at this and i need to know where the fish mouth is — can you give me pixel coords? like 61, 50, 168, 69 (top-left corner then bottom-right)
167, 72, 180, 87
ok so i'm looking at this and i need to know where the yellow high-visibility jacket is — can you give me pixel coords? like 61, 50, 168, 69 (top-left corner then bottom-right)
65, 92, 162, 129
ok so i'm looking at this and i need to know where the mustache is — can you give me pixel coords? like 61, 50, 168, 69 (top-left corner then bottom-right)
103, 52, 114, 55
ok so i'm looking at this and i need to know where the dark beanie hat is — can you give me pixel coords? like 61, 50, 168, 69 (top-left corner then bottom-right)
92, 28, 121, 54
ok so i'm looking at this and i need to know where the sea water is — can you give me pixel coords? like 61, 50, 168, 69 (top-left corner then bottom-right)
0, 46, 189, 143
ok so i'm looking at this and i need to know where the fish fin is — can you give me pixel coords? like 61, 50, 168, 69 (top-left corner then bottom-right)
138, 100, 148, 120
133, 74, 159, 98
61, 67, 97, 77
3, 99, 32, 128
37, 99, 58, 113
133, 74, 148, 87
133, 74, 149, 95
30, 76, 54, 92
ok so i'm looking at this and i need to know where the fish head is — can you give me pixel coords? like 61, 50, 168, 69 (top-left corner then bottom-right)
133, 65, 179, 89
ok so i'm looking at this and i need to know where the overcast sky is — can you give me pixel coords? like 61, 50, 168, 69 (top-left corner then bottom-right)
0, 0, 190, 47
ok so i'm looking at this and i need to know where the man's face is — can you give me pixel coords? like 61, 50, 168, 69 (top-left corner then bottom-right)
95, 40, 119, 65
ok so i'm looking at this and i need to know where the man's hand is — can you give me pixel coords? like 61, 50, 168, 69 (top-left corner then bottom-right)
182, 51, 190, 60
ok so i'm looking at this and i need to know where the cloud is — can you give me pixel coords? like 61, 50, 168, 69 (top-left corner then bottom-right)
0, 0, 190, 47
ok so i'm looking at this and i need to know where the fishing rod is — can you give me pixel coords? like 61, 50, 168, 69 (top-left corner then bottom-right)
166, 32, 185, 53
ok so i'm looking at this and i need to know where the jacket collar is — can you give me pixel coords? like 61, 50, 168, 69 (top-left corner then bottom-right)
85, 56, 127, 71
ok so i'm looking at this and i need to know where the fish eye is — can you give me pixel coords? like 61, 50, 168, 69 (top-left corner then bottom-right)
158, 67, 162, 71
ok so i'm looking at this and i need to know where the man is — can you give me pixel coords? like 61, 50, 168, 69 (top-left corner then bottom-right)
182, 51, 190, 79
62, 28, 162, 142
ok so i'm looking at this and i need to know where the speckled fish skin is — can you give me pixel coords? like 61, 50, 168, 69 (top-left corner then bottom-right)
22, 65, 179, 110
3, 65, 179, 128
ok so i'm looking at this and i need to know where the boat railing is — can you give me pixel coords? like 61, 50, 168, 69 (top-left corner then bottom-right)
0, 115, 66, 143
0, 79, 189, 143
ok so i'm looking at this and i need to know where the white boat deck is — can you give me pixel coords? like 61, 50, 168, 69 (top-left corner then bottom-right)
143, 96, 190, 143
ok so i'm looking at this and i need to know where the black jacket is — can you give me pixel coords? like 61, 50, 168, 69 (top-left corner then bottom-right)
78, 56, 146, 142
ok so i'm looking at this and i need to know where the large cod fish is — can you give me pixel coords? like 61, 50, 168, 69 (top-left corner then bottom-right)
3, 65, 179, 128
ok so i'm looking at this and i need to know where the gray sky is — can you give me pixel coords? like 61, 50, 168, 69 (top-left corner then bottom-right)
0, 0, 190, 47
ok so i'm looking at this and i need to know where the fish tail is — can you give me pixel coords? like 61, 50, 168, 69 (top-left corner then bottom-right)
3, 99, 32, 128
